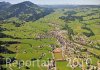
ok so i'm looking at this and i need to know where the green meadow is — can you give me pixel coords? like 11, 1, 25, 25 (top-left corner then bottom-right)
0, 7, 100, 70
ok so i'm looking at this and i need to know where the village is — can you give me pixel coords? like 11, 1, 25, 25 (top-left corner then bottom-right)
47, 26, 100, 70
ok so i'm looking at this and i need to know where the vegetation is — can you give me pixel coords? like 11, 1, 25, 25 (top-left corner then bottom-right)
0, 1, 53, 21
0, 1, 100, 70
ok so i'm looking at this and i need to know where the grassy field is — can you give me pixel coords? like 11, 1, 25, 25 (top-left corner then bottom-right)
0, 7, 100, 70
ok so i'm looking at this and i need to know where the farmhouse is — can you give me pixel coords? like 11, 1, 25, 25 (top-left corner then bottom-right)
53, 48, 62, 53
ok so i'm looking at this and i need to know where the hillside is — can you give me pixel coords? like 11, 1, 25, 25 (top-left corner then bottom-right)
0, 1, 53, 21
0, 1, 100, 70
0, 1, 11, 11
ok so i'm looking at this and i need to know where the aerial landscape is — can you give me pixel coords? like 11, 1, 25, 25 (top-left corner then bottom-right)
0, 0, 100, 70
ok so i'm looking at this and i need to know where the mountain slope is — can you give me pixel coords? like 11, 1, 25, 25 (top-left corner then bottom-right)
0, 1, 53, 21
0, 1, 11, 11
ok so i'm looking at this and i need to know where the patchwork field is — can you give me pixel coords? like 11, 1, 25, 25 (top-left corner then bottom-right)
0, 5, 100, 70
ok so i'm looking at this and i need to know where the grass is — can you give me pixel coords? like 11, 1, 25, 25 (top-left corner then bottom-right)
54, 52, 63, 60
56, 61, 72, 70
0, 8, 100, 70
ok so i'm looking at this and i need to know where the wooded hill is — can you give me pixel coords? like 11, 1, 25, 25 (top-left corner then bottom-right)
0, 1, 53, 21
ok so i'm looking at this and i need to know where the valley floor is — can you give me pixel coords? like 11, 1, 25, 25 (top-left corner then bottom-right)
0, 8, 100, 70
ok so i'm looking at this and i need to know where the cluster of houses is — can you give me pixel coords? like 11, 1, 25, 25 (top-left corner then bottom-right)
72, 35, 89, 45
48, 59, 56, 70
50, 30, 100, 70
